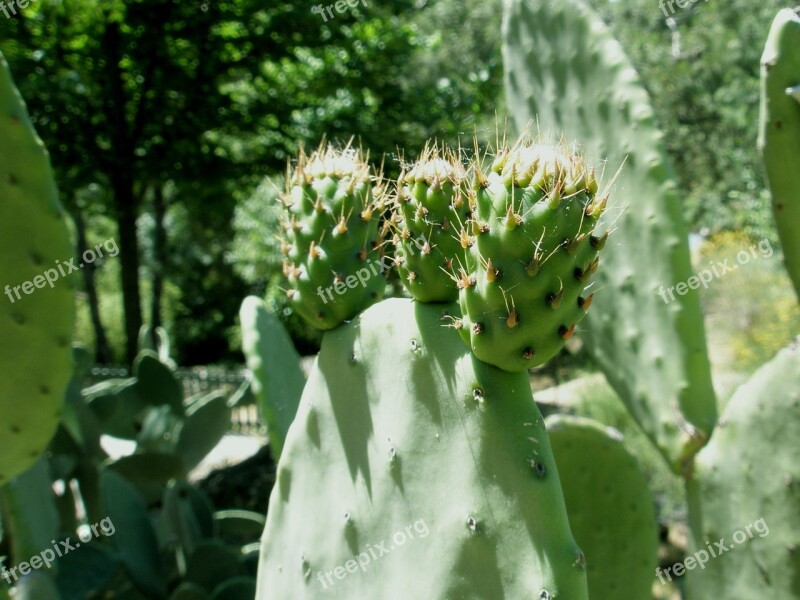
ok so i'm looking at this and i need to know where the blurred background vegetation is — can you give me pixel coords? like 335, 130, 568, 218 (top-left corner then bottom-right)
0, 0, 796, 368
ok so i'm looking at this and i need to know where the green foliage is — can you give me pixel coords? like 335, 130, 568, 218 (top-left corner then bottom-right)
0, 343, 259, 598
587, 0, 790, 242
503, 0, 717, 469
698, 232, 800, 374
258, 298, 588, 599
229, 177, 284, 287
0, 0, 506, 363
101, 470, 167, 598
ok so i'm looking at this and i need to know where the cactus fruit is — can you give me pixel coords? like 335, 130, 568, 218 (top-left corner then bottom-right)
759, 8, 800, 301
257, 297, 588, 599
685, 340, 800, 597
455, 139, 607, 372
239, 296, 305, 459
503, 0, 717, 469
546, 415, 659, 600
392, 144, 471, 302
279, 144, 387, 330
0, 52, 75, 484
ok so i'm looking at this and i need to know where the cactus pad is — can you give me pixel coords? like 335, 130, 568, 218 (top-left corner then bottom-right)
686, 340, 800, 597
455, 139, 607, 372
280, 144, 386, 330
239, 296, 305, 458
759, 8, 800, 302
0, 52, 74, 484
546, 415, 659, 600
503, 0, 717, 469
257, 298, 588, 599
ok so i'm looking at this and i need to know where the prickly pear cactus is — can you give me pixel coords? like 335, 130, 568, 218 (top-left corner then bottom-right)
257, 298, 588, 599
240, 296, 305, 458
392, 144, 470, 302
503, 0, 717, 469
685, 340, 800, 598
759, 8, 800, 301
280, 144, 386, 330
0, 52, 74, 484
546, 415, 659, 600
455, 140, 607, 372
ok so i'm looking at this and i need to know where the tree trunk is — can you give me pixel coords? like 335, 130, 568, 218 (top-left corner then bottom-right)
150, 184, 167, 332
113, 175, 143, 365
103, 19, 142, 365
72, 209, 112, 364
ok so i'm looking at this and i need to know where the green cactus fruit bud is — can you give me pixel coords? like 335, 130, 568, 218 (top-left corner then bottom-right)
546, 415, 659, 600
280, 144, 386, 330
456, 138, 607, 372
392, 144, 471, 302
0, 52, 75, 485
257, 297, 588, 599
759, 8, 800, 302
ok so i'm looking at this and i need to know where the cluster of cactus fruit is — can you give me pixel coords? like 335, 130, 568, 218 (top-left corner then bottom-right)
250, 133, 612, 597
278, 136, 611, 374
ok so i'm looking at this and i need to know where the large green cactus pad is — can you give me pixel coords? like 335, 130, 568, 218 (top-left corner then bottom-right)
257, 298, 588, 599
686, 340, 800, 598
546, 415, 659, 600
759, 8, 800, 302
502, 0, 717, 470
0, 52, 74, 484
